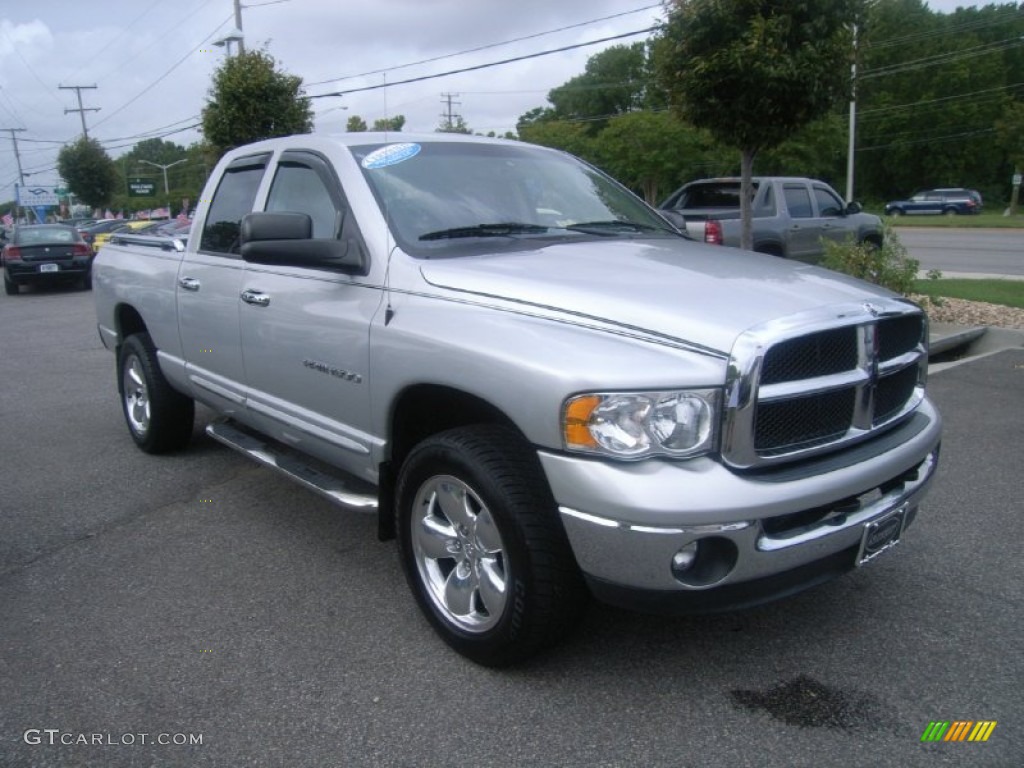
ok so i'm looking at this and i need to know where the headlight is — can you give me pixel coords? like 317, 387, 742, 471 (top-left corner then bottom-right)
562, 389, 719, 459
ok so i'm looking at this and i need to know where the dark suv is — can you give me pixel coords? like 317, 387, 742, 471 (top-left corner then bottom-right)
885, 188, 982, 216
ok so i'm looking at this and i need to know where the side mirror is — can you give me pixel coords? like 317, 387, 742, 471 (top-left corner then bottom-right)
845, 201, 862, 215
239, 212, 367, 275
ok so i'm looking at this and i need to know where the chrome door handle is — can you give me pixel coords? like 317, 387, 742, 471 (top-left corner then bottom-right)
240, 289, 270, 307
178, 276, 200, 291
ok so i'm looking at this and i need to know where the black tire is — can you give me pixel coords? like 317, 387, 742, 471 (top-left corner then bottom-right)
4, 274, 18, 295
80, 272, 93, 290
118, 333, 195, 453
396, 425, 588, 667
889, 209, 903, 217
943, 208, 958, 217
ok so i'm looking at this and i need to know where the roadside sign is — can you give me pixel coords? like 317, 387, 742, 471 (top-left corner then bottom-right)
16, 185, 60, 207
1013, 173, 1022, 186
128, 178, 157, 197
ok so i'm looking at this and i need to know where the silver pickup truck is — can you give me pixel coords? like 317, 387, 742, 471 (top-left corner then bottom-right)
94, 134, 941, 666
659, 176, 884, 261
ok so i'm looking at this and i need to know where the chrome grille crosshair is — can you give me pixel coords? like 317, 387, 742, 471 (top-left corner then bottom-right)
722, 300, 927, 469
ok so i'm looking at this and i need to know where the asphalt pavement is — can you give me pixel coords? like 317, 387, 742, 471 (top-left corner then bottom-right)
1, 286, 1021, 767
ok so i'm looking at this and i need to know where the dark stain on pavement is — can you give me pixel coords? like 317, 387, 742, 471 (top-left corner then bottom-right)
730, 675, 889, 730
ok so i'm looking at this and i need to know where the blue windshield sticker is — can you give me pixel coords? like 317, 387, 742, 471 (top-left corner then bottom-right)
361, 143, 421, 169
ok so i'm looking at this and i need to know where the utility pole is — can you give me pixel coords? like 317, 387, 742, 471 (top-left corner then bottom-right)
845, 24, 858, 204
1, 128, 27, 185
440, 93, 462, 132
234, 0, 246, 54
59, 84, 100, 139
2, 127, 27, 223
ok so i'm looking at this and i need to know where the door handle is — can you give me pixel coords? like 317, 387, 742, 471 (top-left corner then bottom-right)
240, 289, 270, 307
178, 276, 200, 291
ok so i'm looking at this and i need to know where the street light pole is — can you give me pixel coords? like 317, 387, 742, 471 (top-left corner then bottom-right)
139, 159, 188, 195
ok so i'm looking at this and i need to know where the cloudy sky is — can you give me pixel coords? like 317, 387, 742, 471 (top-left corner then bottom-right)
0, 0, 980, 199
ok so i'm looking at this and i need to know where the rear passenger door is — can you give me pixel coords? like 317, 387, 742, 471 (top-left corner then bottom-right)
238, 150, 384, 478
782, 183, 819, 260
178, 152, 269, 416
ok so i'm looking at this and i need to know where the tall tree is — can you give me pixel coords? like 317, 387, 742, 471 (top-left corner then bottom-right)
346, 115, 368, 132
201, 49, 313, 161
57, 137, 117, 209
437, 115, 471, 134
657, 0, 858, 248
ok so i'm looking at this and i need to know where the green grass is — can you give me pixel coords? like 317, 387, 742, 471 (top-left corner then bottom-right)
914, 278, 1024, 308
879, 212, 1024, 229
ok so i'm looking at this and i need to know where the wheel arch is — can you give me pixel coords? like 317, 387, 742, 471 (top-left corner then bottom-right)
377, 384, 528, 541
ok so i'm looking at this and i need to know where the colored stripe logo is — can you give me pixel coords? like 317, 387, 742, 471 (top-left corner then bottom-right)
921, 721, 997, 742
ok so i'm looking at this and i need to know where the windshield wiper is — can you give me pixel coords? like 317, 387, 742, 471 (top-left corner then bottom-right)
419, 222, 550, 241
565, 220, 677, 236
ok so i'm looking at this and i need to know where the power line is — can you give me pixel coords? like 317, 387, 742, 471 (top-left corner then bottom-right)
305, 4, 662, 88
58, 85, 100, 139
311, 27, 657, 99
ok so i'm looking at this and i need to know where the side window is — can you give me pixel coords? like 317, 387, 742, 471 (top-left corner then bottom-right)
813, 187, 844, 217
265, 160, 341, 238
199, 154, 270, 255
783, 185, 813, 219
756, 183, 776, 215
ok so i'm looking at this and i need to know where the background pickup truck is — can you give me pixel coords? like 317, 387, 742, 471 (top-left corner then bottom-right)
658, 176, 884, 262
94, 135, 940, 666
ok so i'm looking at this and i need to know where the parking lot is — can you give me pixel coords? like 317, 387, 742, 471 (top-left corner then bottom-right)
1, 285, 1021, 767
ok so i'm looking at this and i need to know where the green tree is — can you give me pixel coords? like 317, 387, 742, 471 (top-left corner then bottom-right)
995, 101, 1024, 214
372, 115, 406, 132
437, 115, 471, 134
592, 111, 718, 204
657, 0, 858, 248
201, 49, 313, 161
516, 120, 593, 160
346, 115, 368, 132
57, 137, 117, 209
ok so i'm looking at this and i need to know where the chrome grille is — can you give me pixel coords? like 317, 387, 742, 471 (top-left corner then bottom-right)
722, 300, 927, 469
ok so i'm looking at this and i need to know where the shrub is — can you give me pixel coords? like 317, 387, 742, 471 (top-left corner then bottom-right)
820, 224, 932, 295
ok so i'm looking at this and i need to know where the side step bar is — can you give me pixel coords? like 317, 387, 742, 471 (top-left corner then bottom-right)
206, 419, 378, 512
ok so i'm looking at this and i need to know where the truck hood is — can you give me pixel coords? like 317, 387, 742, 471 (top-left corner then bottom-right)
419, 238, 897, 355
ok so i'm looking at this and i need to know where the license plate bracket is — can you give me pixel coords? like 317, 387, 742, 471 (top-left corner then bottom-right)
39, 263, 59, 273
856, 505, 907, 566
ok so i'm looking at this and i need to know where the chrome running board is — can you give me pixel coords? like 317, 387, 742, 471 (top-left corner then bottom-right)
206, 419, 378, 512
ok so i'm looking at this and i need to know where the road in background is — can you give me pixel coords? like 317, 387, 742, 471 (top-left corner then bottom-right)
1, 287, 1021, 767
895, 227, 1023, 276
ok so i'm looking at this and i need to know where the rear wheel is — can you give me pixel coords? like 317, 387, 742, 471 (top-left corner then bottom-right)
3, 274, 18, 295
80, 272, 93, 290
943, 208, 958, 217
889, 209, 903, 217
119, 333, 194, 453
396, 425, 588, 666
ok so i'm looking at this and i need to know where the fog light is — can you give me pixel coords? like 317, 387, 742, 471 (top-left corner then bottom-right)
671, 542, 699, 574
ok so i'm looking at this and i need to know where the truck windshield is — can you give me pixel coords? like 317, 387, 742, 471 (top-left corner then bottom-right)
351, 141, 677, 257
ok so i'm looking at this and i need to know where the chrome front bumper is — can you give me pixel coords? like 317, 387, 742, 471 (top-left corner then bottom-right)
540, 398, 941, 600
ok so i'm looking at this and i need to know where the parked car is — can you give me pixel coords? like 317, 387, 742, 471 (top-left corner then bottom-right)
79, 218, 129, 251
884, 188, 981, 216
92, 220, 162, 251
659, 177, 883, 262
2, 224, 95, 294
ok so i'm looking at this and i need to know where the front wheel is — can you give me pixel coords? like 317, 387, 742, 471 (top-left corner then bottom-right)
396, 425, 588, 666
119, 333, 195, 453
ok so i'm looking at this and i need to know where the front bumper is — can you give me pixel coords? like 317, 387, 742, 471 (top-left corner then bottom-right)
540, 398, 941, 611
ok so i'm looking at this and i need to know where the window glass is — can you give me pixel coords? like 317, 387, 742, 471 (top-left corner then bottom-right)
266, 162, 339, 238
351, 141, 674, 258
813, 187, 843, 217
199, 154, 269, 254
783, 186, 813, 219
